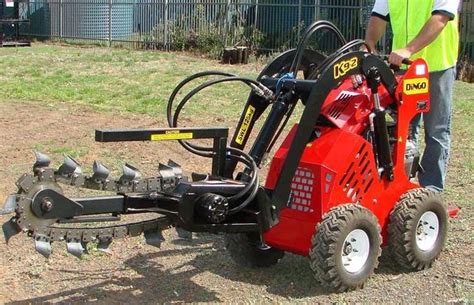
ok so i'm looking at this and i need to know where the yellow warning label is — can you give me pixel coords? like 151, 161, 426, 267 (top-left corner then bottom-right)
151, 131, 193, 141
235, 105, 255, 145
403, 78, 428, 95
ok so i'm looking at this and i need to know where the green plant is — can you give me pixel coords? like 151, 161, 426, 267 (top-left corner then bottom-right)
164, 5, 226, 58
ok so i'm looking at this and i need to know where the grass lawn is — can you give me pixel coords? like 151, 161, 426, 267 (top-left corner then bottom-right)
0, 44, 263, 118
446, 81, 473, 211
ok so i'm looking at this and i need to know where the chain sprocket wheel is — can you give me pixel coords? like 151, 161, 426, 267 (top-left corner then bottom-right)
8, 173, 172, 258
16, 181, 63, 232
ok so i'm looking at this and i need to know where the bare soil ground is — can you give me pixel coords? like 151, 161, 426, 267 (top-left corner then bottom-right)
0, 101, 472, 304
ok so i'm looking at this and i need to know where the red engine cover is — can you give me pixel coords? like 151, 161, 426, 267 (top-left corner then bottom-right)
263, 59, 431, 256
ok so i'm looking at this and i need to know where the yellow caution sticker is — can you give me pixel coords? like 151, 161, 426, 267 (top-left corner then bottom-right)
403, 78, 428, 95
151, 131, 193, 141
235, 105, 256, 145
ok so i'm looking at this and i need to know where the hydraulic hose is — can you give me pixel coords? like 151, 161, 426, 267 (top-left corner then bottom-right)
290, 20, 347, 76
308, 39, 371, 79
166, 73, 262, 211
228, 176, 259, 214
226, 147, 259, 204
254, 21, 348, 158
171, 76, 268, 156
167, 71, 236, 128
256, 22, 347, 158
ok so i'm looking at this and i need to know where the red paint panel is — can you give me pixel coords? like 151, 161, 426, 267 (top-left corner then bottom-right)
264, 59, 434, 255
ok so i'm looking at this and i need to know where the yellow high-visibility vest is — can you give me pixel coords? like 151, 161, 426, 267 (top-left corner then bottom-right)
388, 0, 459, 72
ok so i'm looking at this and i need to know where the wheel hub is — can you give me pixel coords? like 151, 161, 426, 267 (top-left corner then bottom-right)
416, 223, 423, 235
343, 242, 353, 255
341, 229, 370, 273
416, 211, 439, 251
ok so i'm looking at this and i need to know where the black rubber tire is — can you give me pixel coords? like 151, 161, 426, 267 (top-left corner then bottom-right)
224, 232, 285, 268
388, 188, 448, 271
309, 204, 382, 292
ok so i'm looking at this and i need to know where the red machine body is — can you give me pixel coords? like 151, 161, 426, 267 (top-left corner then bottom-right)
264, 59, 431, 255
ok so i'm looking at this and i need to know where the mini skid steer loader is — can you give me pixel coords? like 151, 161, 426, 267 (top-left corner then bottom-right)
1, 21, 459, 291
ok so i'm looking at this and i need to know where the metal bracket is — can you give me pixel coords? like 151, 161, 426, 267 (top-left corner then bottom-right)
95, 127, 228, 177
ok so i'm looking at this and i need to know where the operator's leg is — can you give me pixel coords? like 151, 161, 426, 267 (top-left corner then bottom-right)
418, 67, 455, 192
409, 113, 422, 142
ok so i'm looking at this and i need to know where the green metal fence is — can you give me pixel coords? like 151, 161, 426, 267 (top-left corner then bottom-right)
19, 0, 379, 51
17, 0, 472, 62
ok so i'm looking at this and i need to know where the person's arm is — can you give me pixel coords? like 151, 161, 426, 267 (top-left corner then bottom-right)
365, 16, 388, 53
364, 0, 389, 53
389, 14, 450, 65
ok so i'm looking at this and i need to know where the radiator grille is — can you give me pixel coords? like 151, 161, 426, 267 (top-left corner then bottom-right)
289, 167, 315, 213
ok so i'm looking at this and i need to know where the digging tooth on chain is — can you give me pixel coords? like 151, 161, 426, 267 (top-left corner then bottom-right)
66, 239, 85, 258
58, 155, 82, 176
175, 226, 193, 240
144, 230, 165, 248
92, 161, 110, 182
2, 218, 21, 243
159, 163, 173, 173
167, 159, 180, 167
167, 160, 183, 178
33, 151, 51, 173
97, 238, 112, 254
0, 194, 17, 215
4, 152, 178, 257
191, 172, 209, 182
159, 163, 177, 191
35, 234, 52, 258
120, 163, 141, 183
82, 241, 89, 254
1, 194, 21, 243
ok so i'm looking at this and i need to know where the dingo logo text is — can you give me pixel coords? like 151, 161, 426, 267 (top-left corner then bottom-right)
403, 78, 428, 95
333, 57, 358, 79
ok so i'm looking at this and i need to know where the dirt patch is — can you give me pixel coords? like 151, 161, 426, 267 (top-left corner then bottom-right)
0, 101, 472, 303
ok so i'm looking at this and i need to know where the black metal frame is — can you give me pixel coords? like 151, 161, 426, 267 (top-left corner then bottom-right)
96, 127, 229, 177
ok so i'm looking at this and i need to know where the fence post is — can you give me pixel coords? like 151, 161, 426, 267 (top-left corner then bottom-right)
108, 0, 112, 47
59, 0, 62, 39
253, 0, 258, 48
297, 0, 302, 37
223, 0, 230, 46
314, 0, 320, 21
164, 0, 169, 50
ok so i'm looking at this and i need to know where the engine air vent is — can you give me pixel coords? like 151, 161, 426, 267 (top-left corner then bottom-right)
326, 91, 357, 119
338, 143, 375, 203
289, 167, 315, 213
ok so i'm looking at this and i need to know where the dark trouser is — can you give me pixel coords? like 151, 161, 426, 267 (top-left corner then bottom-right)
410, 67, 455, 192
